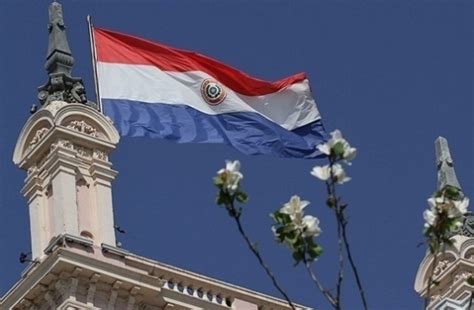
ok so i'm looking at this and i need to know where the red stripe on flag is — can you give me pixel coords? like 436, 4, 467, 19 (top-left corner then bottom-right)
94, 28, 306, 96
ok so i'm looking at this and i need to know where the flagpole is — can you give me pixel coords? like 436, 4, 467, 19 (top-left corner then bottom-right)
87, 15, 103, 113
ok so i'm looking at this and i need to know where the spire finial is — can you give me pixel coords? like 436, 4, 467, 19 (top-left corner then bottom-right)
45, 1, 74, 75
37, 2, 95, 109
435, 136, 462, 192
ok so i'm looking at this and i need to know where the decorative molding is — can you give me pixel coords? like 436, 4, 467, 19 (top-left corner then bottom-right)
74, 144, 93, 158
51, 138, 73, 152
460, 214, 474, 237
44, 100, 68, 115
26, 127, 49, 153
433, 259, 451, 276
93, 149, 108, 161
69, 268, 82, 301
86, 273, 101, 306
127, 286, 141, 309
44, 290, 56, 308
163, 277, 233, 307
108, 280, 122, 309
454, 271, 473, 283
27, 165, 38, 176
67, 120, 98, 137
2, 246, 302, 310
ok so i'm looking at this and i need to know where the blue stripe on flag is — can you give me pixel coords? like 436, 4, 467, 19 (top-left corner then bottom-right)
102, 99, 328, 158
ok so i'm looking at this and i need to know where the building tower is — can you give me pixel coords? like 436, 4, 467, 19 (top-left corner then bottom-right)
1, 2, 303, 309
414, 137, 474, 309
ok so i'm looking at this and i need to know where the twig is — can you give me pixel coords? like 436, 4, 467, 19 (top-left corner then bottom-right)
336, 210, 344, 310
327, 156, 368, 310
227, 202, 297, 310
339, 212, 369, 310
303, 259, 338, 308
326, 158, 344, 310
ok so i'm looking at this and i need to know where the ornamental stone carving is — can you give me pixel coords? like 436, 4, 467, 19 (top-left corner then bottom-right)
459, 214, 474, 237
433, 259, 451, 276
27, 128, 49, 153
51, 138, 73, 152
44, 100, 68, 116
454, 271, 472, 283
27, 166, 38, 176
430, 294, 441, 304
67, 120, 98, 137
93, 149, 107, 161
74, 145, 92, 158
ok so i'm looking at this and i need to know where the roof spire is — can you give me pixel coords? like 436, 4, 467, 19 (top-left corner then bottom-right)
435, 137, 474, 237
435, 136, 462, 192
45, 1, 74, 75
37, 1, 94, 109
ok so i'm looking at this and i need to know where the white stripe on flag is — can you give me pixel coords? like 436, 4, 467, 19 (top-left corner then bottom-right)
98, 63, 320, 130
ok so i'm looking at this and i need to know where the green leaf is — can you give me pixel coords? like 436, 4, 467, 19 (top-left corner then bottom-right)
292, 251, 303, 265
216, 194, 224, 205
213, 176, 223, 187
275, 226, 285, 234
235, 191, 248, 204
332, 142, 345, 158
285, 231, 299, 246
281, 213, 292, 224
216, 193, 231, 206
308, 244, 323, 259
444, 185, 459, 199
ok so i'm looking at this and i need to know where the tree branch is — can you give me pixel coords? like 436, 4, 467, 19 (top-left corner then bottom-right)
303, 259, 338, 308
339, 211, 368, 310
336, 210, 344, 310
227, 202, 297, 310
326, 156, 368, 310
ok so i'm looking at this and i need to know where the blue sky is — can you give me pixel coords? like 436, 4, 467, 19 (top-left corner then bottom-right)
0, 0, 472, 309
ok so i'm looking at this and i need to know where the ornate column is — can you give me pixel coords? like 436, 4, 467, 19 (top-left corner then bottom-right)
13, 103, 120, 260
12, 1, 120, 261
21, 167, 48, 259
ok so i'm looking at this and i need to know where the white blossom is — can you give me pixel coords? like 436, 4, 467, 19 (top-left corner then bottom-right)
280, 195, 310, 223
317, 129, 357, 162
311, 165, 331, 181
423, 193, 468, 229
332, 163, 351, 184
423, 209, 436, 228
302, 215, 321, 237
316, 143, 331, 156
276, 196, 321, 239
217, 160, 243, 193
454, 197, 469, 215
271, 225, 278, 238
343, 146, 357, 162
427, 197, 441, 210
311, 163, 350, 184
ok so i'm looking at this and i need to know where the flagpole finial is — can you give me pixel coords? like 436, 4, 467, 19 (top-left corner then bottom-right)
37, 1, 95, 109
435, 136, 462, 192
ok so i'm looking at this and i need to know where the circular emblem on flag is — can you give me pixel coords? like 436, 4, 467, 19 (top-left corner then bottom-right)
201, 79, 226, 105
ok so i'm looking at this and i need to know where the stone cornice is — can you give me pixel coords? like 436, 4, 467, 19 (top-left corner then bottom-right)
1, 241, 309, 309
